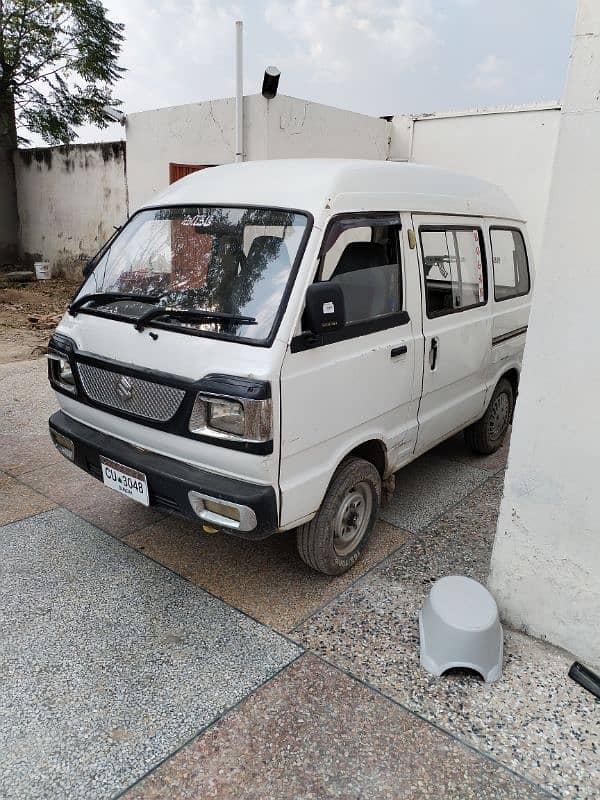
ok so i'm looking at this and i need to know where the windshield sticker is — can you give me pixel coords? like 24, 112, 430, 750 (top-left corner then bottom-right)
181, 212, 212, 227
323, 301, 335, 314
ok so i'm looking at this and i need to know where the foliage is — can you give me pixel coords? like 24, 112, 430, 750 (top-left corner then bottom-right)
0, 0, 124, 146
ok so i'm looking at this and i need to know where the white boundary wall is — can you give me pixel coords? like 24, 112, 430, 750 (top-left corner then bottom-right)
125, 94, 389, 211
14, 96, 564, 279
391, 106, 561, 264
14, 142, 128, 276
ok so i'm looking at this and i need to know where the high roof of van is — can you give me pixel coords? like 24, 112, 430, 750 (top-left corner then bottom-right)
140, 159, 523, 222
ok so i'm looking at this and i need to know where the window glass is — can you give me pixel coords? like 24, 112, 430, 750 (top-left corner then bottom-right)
421, 227, 486, 316
490, 228, 530, 300
78, 206, 309, 341
319, 218, 401, 325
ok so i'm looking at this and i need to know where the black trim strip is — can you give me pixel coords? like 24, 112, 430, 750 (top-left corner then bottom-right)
492, 325, 528, 346
291, 311, 410, 353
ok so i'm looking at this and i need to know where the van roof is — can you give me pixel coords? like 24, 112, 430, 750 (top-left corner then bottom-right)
140, 159, 523, 222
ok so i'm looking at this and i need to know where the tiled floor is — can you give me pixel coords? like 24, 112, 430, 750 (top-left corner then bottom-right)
0, 508, 300, 800
0, 470, 56, 525
125, 517, 409, 632
126, 656, 550, 800
295, 477, 599, 799
1, 358, 598, 799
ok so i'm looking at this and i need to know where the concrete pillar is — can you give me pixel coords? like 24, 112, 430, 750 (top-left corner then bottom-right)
489, 0, 600, 668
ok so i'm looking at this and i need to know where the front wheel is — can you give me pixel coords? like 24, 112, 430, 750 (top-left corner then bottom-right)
296, 457, 381, 575
464, 377, 514, 455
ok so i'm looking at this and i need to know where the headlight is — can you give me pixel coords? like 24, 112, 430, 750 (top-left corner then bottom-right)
47, 352, 77, 394
207, 398, 245, 436
189, 393, 272, 442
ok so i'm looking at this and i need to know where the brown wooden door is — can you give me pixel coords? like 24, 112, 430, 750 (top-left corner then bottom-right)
168, 163, 212, 184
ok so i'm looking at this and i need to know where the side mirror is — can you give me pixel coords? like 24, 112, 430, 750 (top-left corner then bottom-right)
305, 281, 345, 334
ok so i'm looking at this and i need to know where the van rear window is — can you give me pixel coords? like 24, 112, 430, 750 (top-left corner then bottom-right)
490, 228, 530, 301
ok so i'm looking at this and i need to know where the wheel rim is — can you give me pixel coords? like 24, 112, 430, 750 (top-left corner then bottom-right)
488, 392, 510, 441
333, 481, 372, 557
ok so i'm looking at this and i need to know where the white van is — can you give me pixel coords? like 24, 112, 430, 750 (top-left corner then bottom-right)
47, 160, 532, 575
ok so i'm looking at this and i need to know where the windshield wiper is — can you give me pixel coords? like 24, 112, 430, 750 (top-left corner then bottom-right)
69, 292, 163, 316
134, 306, 257, 332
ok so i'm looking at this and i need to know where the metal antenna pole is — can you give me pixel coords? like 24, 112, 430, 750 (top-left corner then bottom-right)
235, 21, 244, 162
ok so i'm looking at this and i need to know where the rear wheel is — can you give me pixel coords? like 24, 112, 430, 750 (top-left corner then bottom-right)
465, 378, 514, 455
296, 457, 381, 575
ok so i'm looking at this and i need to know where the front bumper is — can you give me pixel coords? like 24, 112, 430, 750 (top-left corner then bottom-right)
48, 411, 278, 539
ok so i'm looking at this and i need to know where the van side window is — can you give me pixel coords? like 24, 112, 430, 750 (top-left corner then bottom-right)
320, 217, 401, 325
490, 228, 530, 301
420, 228, 486, 317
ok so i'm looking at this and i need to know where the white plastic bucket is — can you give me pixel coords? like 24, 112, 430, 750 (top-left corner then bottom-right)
34, 261, 52, 280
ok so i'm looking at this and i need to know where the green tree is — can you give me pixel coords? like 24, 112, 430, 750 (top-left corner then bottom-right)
0, 0, 124, 262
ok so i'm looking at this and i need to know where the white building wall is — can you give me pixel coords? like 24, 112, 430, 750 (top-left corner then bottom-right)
265, 95, 389, 160
489, 0, 600, 668
124, 97, 239, 212
402, 107, 561, 263
124, 94, 390, 211
14, 142, 127, 277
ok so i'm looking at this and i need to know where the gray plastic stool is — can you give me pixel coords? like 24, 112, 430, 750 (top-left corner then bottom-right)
419, 575, 503, 683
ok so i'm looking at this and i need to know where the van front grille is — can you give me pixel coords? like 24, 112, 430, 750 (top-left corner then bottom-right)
76, 362, 186, 422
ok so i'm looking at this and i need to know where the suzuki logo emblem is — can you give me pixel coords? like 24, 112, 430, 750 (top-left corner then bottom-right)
115, 375, 134, 402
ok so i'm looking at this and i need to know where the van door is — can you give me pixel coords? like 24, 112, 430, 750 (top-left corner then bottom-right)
412, 215, 492, 453
278, 214, 423, 528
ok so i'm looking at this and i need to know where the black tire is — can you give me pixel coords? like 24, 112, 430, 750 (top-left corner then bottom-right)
465, 378, 514, 455
296, 457, 381, 575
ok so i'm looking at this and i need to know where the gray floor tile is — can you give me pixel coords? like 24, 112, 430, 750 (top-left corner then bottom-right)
381, 452, 489, 532
0, 508, 301, 800
296, 480, 599, 799
0, 359, 58, 436
126, 655, 549, 800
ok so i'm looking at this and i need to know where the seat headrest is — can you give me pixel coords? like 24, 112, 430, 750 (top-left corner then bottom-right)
247, 235, 290, 267
334, 241, 387, 275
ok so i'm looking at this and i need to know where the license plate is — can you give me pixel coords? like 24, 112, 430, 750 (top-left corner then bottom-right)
100, 456, 149, 506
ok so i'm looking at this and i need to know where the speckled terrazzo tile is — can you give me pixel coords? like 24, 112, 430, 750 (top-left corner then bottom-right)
381, 452, 489, 532
296, 479, 599, 799
0, 358, 58, 435
125, 516, 408, 632
0, 508, 301, 800
432, 427, 512, 474
0, 433, 63, 476
383, 475, 505, 589
0, 471, 56, 524
124, 655, 549, 800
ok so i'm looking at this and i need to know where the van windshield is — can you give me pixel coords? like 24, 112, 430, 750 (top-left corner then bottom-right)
77, 206, 310, 341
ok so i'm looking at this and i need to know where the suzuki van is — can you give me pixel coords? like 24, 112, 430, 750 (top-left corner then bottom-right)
47, 160, 532, 574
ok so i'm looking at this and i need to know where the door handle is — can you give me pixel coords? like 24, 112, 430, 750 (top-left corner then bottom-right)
429, 337, 439, 370
390, 344, 408, 358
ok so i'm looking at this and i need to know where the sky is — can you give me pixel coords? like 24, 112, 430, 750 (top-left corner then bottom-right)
75, 0, 577, 143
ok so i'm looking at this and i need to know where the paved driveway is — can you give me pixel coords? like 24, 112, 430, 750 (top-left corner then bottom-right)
0, 359, 598, 799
